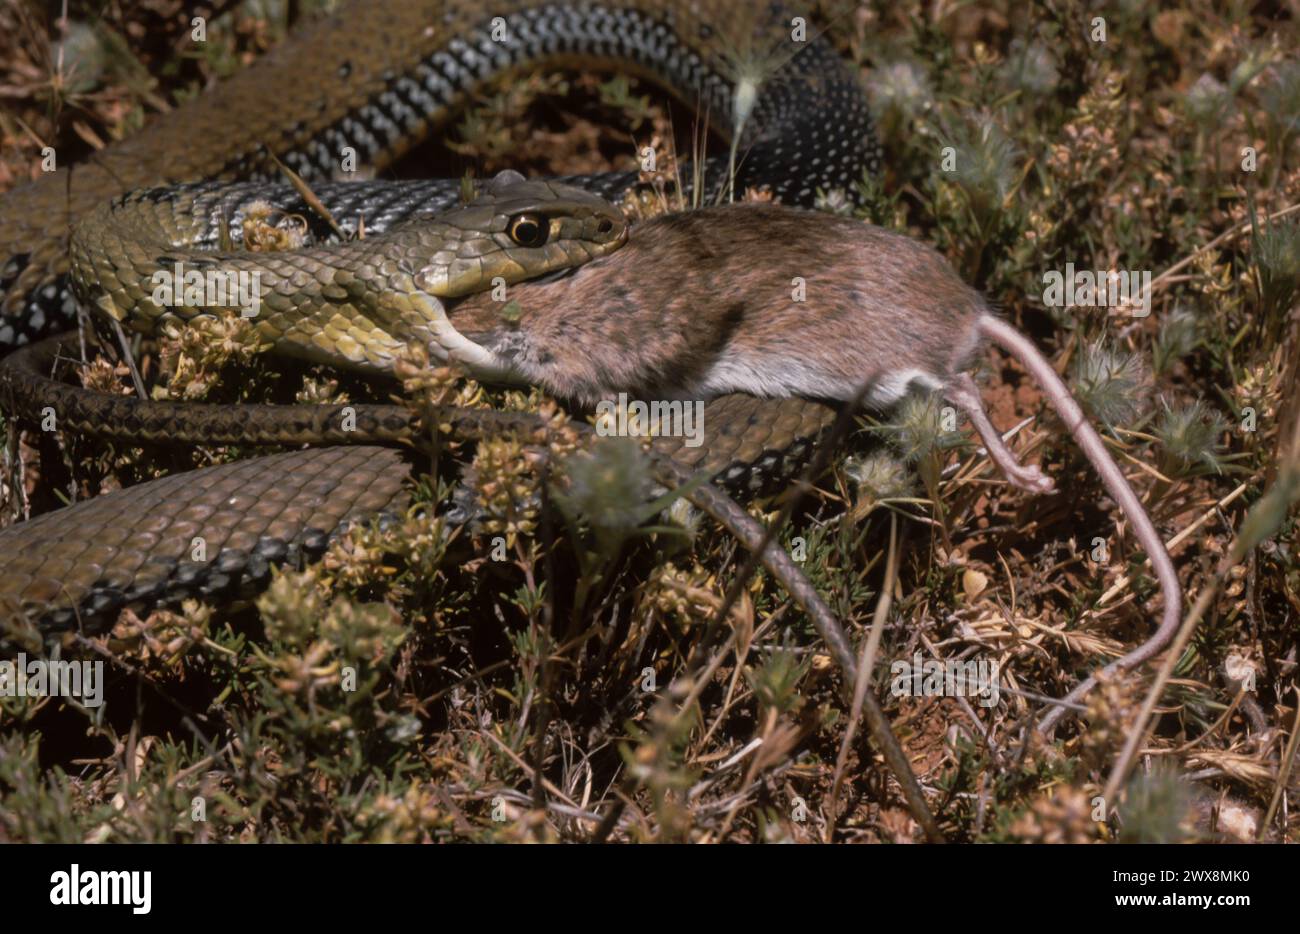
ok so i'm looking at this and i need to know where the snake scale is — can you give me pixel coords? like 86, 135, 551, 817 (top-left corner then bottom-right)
0, 0, 880, 635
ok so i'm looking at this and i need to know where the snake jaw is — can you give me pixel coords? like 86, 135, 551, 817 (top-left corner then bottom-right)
410, 289, 520, 382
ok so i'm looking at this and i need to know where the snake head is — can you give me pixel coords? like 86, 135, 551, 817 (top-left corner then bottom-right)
413, 173, 628, 297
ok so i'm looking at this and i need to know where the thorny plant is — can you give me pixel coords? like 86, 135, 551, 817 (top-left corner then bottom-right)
1, 0, 1299, 843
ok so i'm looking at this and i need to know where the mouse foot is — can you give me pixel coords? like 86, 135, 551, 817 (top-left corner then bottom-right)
946, 373, 1056, 497
1001, 462, 1056, 495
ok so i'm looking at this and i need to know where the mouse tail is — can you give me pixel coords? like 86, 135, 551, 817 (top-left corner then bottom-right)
975, 313, 1182, 735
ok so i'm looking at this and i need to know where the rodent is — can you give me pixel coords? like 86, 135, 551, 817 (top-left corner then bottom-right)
451, 204, 982, 409
444, 202, 1182, 731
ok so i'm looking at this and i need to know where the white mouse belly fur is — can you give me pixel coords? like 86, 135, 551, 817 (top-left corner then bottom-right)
695, 353, 946, 407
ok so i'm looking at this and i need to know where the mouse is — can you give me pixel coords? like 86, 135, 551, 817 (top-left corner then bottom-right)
437, 202, 1182, 732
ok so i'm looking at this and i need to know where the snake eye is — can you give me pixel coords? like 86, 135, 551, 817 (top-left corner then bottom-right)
508, 213, 548, 248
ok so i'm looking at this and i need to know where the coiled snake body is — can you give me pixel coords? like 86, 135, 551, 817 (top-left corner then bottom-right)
0, 0, 879, 635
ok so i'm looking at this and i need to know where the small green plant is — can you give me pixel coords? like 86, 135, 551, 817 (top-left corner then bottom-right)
746, 641, 811, 715
1258, 59, 1300, 182
1249, 211, 1300, 342
933, 112, 1024, 279
843, 450, 916, 503
1152, 306, 1200, 376
865, 59, 934, 142
1118, 771, 1193, 844
1154, 400, 1229, 478
1071, 340, 1150, 428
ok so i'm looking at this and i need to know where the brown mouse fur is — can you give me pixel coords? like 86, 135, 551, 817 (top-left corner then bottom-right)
450, 204, 985, 407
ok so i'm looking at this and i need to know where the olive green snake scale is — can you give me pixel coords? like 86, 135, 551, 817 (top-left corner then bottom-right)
0, 0, 882, 638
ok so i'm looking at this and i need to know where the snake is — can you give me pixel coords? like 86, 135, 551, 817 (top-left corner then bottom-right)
70, 172, 628, 375
0, 0, 880, 637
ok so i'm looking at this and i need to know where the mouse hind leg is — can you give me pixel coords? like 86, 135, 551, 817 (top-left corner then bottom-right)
945, 373, 1055, 494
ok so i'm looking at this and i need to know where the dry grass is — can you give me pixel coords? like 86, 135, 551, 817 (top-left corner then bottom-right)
0, 0, 1298, 843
